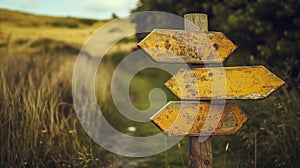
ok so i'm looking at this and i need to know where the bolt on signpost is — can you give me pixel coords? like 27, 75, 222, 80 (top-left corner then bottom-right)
138, 13, 285, 168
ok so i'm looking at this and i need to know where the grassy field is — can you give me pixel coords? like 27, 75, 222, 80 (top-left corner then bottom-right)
0, 9, 188, 167
0, 9, 299, 168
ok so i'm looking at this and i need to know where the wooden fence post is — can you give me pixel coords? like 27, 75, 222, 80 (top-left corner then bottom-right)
184, 13, 213, 168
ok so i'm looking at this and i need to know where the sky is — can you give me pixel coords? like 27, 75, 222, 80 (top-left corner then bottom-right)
0, 0, 139, 19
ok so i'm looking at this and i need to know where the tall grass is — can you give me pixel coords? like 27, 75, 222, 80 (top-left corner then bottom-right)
0, 70, 76, 167
0, 40, 112, 167
213, 88, 300, 168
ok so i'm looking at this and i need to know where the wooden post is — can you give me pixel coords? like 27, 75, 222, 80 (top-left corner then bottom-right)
184, 13, 208, 32
184, 13, 213, 168
189, 137, 212, 168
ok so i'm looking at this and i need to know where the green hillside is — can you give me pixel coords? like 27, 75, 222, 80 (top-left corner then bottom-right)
0, 9, 104, 53
0, 8, 101, 28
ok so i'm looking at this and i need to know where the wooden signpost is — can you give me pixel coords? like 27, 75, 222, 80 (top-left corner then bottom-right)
138, 13, 285, 168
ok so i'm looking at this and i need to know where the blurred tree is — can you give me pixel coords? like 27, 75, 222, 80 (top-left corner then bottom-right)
111, 13, 118, 19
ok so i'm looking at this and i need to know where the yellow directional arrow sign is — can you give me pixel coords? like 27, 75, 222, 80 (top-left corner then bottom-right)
138, 29, 237, 64
151, 101, 248, 136
165, 66, 285, 100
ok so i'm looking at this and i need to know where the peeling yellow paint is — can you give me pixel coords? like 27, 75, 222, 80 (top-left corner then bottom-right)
138, 29, 237, 63
165, 66, 285, 100
151, 101, 248, 136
